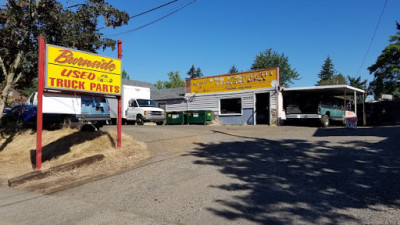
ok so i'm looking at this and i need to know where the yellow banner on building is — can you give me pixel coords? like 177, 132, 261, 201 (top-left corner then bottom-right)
188, 68, 279, 94
45, 45, 121, 95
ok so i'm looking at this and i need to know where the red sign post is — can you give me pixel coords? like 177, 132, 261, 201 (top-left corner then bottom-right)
117, 40, 122, 148
36, 36, 46, 170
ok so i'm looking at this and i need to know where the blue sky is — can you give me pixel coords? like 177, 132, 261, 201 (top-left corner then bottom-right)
76, 1, 400, 88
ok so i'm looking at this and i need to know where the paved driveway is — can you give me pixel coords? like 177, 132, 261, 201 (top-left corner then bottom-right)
1, 125, 400, 224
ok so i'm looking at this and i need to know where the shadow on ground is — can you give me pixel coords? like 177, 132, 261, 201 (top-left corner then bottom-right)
191, 126, 400, 224
30, 129, 115, 168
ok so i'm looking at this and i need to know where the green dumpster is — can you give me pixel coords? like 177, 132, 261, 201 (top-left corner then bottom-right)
205, 110, 213, 122
187, 110, 213, 125
166, 111, 185, 125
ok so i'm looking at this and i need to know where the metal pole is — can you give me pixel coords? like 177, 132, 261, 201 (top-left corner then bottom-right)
36, 36, 45, 169
117, 40, 122, 149
363, 81, 367, 126
354, 91, 357, 116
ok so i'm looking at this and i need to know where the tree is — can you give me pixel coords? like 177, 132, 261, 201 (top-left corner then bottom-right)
228, 65, 239, 74
154, 80, 165, 89
251, 48, 300, 87
122, 69, 130, 80
20, 79, 38, 99
317, 73, 347, 86
368, 22, 400, 99
0, 0, 129, 118
347, 75, 365, 89
195, 67, 203, 78
154, 71, 185, 89
316, 56, 336, 86
187, 65, 203, 78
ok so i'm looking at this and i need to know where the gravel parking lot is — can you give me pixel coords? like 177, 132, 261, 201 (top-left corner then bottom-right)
1, 125, 400, 224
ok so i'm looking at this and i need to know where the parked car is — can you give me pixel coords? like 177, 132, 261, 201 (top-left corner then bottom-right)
285, 96, 350, 127
0, 105, 73, 128
2, 107, 11, 116
0, 105, 37, 127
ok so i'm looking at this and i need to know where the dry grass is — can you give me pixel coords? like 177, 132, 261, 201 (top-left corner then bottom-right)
0, 127, 150, 192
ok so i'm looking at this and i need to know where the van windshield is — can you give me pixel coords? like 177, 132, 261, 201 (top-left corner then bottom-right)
137, 99, 157, 107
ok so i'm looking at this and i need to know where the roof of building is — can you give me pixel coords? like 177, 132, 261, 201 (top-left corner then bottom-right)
122, 79, 185, 101
153, 87, 186, 101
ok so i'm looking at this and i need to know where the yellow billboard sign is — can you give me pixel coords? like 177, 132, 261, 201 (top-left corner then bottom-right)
188, 68, 279, 94
45, 45, 121, 95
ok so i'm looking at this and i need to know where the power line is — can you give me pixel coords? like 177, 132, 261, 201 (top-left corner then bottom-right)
97, 0, 180, 31
356, 0, 388, 77
106, 0, 196, 37
130, 0, 179, 19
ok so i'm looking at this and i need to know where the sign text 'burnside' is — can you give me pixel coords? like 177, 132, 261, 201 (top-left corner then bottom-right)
46, 45, 121, 95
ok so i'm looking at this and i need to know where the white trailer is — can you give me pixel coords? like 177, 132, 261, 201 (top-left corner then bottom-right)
109, 85, 165, 125
27, 92, 111, 127
28, 92, 81, 114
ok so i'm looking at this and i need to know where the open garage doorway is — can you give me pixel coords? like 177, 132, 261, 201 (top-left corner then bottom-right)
256, 93, 270, 125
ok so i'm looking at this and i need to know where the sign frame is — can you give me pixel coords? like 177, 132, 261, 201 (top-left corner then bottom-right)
185, 68, 280, 94
44, 44, 122, 96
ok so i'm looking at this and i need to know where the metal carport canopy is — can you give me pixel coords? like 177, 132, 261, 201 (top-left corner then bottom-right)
281, 85, 364, 95
281, 85, 366, 125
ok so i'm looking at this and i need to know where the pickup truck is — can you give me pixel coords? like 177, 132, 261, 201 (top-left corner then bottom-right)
108, 85, 166, 125
285, 96, 348, 127
317, 102, 346, 127
125, 99, 165, 125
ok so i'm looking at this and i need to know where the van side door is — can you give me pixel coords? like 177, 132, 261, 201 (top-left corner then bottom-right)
126, 99, 138, 120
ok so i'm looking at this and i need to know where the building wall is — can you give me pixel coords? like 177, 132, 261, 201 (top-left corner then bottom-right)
164, 88, 277, 125
219, 108, 254, 125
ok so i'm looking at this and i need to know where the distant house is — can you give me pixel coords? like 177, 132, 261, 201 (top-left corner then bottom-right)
122, 79, 185, 111
7, 89, 27, 107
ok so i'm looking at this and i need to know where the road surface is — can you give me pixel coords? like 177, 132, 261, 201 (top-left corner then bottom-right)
1, 125, 399, 224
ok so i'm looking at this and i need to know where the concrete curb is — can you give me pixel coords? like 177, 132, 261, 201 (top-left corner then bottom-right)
8, 154, 105, 187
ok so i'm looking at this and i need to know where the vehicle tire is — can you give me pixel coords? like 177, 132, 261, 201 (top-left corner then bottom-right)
342, 117, 347, 127
321, 115, 330, 127
156, 121, 164, 126
111, 118, 117, 125
62, 116, 71, 128
136, 115, 144, 125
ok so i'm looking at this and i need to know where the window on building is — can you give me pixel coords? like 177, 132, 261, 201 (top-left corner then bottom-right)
220, 98, 242, 115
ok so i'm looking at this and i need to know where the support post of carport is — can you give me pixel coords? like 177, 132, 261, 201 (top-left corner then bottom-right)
354, 91, 357, 116
363, 81, 367, 126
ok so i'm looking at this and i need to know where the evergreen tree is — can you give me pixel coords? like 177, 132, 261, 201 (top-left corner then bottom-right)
229, 65, 239, 74
122, 69, 130, 80
195, 67, 203, 78
316, 56, 336, 85
187, 65, 196, 78
187, 65, 203, 78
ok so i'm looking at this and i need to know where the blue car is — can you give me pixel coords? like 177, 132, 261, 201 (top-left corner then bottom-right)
0, 105, 37, 127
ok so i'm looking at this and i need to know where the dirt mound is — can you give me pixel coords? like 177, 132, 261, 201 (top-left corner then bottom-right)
0, 127, 150, 193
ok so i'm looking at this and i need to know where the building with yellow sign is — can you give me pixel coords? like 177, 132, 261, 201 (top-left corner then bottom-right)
157, 68, 282, 125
